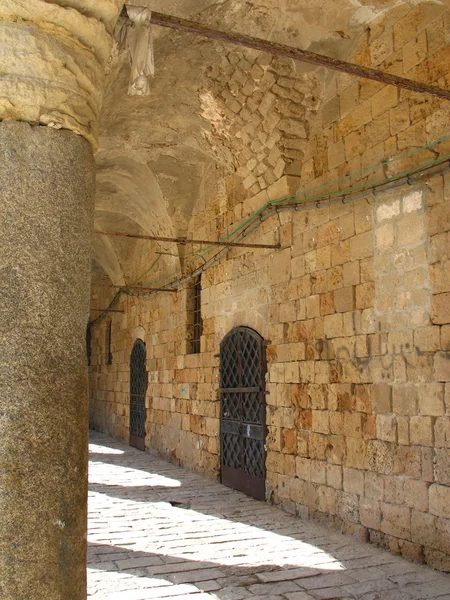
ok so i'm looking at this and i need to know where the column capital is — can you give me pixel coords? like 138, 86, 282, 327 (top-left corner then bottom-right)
0, 0, 124, 148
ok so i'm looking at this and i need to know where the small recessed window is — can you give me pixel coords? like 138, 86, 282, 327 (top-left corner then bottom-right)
188, 275, 203, 354
86, 326, 92, 366
106, 320, 113, 365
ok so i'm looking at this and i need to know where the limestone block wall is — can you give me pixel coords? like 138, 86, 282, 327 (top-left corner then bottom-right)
89, 4, 450, 571
201, 47, 321, 187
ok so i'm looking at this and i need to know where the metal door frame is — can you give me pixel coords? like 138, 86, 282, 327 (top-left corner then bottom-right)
219, 326, 267, 500
129, 338, 147, 451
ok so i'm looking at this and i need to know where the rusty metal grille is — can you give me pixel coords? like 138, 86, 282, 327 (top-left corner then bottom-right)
220, 327, 266, 500
188, 275, 202, 354
129, 339, 146, 451
244, 437, 265, 479
106, 320, 113, 365
193, 275, 202, 353
222, 432, 241, 469
86, 325, 92, 366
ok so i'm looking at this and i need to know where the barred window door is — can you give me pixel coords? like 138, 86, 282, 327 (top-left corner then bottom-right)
129, 339, 147, 451
220, 327, 267, 500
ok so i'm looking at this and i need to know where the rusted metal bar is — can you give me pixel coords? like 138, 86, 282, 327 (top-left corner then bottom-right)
90, 390, 147, 396
94, 284, 177, 293
149, 11, 450, 101
90, 309, 125, 313
94, 230, 280, 249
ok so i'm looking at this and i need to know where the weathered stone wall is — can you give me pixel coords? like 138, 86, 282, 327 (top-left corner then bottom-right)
89, 4, 450, 571
201, 47, 321, 186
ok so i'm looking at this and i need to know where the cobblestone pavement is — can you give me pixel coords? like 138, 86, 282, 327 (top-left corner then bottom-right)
88, 431, 450, 600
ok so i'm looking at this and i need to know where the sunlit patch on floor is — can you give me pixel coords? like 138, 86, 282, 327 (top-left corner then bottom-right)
89, 443, 125, 455
88, 432, 450, 600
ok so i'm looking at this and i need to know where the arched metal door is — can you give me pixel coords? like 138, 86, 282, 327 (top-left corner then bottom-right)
220, 327, 267, 500
129, 339, 147, 451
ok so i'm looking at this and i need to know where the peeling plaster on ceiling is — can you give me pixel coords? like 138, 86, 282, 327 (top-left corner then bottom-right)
93, 0, 433, 286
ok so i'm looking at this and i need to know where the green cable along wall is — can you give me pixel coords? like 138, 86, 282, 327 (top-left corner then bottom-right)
89, 133, 450, 328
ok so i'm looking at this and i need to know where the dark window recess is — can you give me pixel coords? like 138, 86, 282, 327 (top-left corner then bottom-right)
188, 275, 203, 354
86, 325, 92, 366
106, 320, 113, 365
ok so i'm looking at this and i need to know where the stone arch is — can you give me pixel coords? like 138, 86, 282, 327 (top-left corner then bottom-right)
132, 325, 147, 344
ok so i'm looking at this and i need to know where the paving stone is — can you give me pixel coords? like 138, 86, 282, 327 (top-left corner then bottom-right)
249, 596, 288, 600
167, 568, 226, 584
257, 568, 320, 582
347, 566, 392, 582
403, 583, 450, 599
209, 586, 249, 600
308, 590, 354, 600
342, 578, 397, 596
107, 589, 213, 600
357, 592, 414, 600
297, 572, 357, 590
115, 556, 166, 570
87, 432, 450, 599
247, 580, 303, 595
197, 579, 222, 591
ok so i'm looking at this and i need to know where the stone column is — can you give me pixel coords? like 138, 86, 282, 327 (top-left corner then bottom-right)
0, 2, 123, 599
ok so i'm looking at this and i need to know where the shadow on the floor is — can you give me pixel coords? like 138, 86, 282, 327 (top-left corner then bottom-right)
88, 431, 446, 600
87, 431, 364, 548
88, 540, 324, 597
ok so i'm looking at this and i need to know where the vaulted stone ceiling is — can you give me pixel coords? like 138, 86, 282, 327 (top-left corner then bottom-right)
93, 0, 443, 286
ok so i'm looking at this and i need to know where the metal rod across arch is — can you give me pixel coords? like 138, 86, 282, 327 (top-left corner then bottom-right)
94, 230, 280, 249
90, 309, 125, 313
93, 284, 177, 293
146, 10, 450, 102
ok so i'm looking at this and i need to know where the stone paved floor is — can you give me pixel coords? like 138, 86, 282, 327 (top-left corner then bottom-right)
88, 431, 450, 600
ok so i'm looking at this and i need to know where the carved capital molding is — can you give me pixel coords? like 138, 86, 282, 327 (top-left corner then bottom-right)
0, 0, 124, 148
